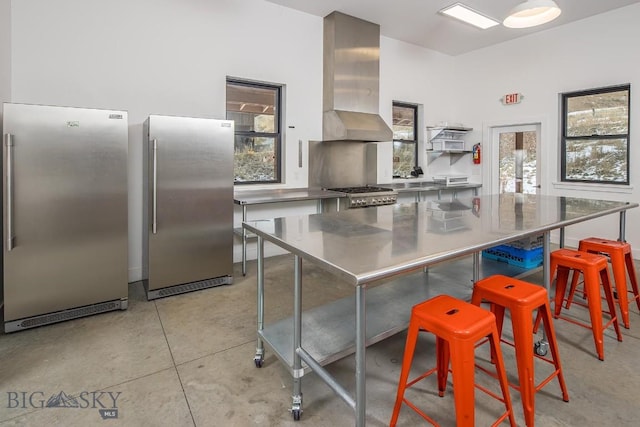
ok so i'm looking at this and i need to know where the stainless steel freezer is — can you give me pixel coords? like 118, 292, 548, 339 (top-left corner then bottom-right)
142, 115, 233, 300
2, 103, 129, 332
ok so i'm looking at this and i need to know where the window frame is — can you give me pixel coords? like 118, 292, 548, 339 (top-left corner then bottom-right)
226, 78, 283, 185
560, 84, 630, 185
392, 101, 419, 178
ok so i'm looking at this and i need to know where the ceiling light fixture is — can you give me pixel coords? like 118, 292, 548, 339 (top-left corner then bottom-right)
503, 0, 562, 28
439, 3, 500, 30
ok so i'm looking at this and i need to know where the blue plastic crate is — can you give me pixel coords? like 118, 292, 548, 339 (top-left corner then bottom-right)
507, 234, 544, 250
482, 244, 543, 269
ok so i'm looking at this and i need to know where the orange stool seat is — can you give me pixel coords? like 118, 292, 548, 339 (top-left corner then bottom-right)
472, 275, 569, 427
578, 237, 640, 328
551, 248, 622, 360
390, 295, 516, 427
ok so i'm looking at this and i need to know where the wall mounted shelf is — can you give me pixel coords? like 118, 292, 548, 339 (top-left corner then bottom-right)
426, 126, 473, 165
426, 150, 472, 164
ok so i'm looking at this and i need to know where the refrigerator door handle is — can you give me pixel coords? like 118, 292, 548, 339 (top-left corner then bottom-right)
5, 134, 14, 251
152, 138, 158, 234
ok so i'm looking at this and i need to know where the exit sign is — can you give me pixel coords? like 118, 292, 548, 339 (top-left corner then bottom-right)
502, 93, 523, 105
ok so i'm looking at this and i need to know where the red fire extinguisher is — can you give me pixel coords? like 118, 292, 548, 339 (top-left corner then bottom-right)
472, 143, 481, 164
472, 197, 481, 217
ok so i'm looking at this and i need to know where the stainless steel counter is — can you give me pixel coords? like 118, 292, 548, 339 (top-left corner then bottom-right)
234, 188, 345, 275
234, 187, 345, 206
244, 193, 638, 425
387, 181, 482, 200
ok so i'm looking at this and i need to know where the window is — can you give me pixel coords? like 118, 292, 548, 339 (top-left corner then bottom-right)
226, 78, 282, 184
392, 102, 418, 178
561, 84, 630, 184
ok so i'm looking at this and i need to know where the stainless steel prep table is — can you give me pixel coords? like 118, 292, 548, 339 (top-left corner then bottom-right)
388, 181, 482, 202
234, 188, 345, 275
243, 194, 637, 425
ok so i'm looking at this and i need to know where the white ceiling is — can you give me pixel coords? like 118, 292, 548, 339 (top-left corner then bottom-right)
265, 0, 640, 56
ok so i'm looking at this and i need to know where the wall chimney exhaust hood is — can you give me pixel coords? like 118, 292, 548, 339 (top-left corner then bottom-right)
322, 12, 393, 142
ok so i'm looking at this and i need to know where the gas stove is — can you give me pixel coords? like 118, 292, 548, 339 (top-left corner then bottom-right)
328, 186, 398, 209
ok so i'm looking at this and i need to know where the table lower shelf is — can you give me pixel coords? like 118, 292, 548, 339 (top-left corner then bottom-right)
236, 219, 277, 239
258, 255, 540, 376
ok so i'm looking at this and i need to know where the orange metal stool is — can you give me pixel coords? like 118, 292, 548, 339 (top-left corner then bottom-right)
390, 295, 516, 427
472, 275, 569, 427
576, 237, 640, 328
550, 248, 622, 360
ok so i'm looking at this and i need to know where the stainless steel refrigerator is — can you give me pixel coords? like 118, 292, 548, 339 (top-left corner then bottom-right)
142, 115, 233, 300
2, 103, 129, 332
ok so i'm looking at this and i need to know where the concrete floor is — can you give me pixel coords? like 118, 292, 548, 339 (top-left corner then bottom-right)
0, 254, 639, 426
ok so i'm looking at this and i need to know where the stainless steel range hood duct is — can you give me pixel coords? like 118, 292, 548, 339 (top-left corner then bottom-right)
322, 11, 392, 142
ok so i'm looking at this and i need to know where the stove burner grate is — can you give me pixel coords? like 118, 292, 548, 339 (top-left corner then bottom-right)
328, 186, 393, 194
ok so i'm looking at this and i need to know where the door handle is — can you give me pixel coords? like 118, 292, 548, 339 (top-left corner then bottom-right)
152, 139, 157, 234
5, 134, 14, 251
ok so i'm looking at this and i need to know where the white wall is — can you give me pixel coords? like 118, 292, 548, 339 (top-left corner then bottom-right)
380, 37, 460, 180
10, 0, 325, 281
451, 3, 640, 249
0, 0, 10, 104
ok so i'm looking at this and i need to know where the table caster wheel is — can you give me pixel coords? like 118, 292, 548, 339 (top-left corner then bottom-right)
534, 340, 548, 356
292, 409, 301, 421
290, 397, 303, 421
254, 356, 264, 368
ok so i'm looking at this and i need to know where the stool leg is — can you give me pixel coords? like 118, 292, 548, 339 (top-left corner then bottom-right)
554, 267, 571, 318
492, 304, 507, 337
539, 255, 559, 330
437, 336, 450, 397
470, 291, 482, 307
565, 270, 583, 309
510, 307, 536, 427
489, 304, 506, 365
584, 267, 607, 361
624, 252, 640, 311
539, 305, 570, 402
532, 310, 542, 334
600, 268, 623, 343
610, 251, 631, 328
449, 340, 477, 427
488, 328, 517, 427
390, 319, 421, 426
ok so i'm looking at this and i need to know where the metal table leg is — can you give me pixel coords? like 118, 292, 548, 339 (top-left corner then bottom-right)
543, 231, 551, 292
242, 205, 248, 276
620, 210, 627, 242
291, 255, 304, 420
535, 231, 552, 356
355, 284, 366, 427
472, 251, 480, 286
254, 236, 265, 367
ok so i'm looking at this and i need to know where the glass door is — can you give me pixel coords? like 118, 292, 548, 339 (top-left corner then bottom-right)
493, 124, 540, 194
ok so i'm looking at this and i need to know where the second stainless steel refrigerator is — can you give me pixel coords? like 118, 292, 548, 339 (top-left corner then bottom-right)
142, 115, 234, 300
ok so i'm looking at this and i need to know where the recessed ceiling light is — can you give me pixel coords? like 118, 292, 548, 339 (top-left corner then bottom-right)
439, 3, 500, 30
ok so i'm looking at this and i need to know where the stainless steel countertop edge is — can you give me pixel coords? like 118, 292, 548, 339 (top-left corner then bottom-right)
234, 188, 346, 205
242, 221, 359, 284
